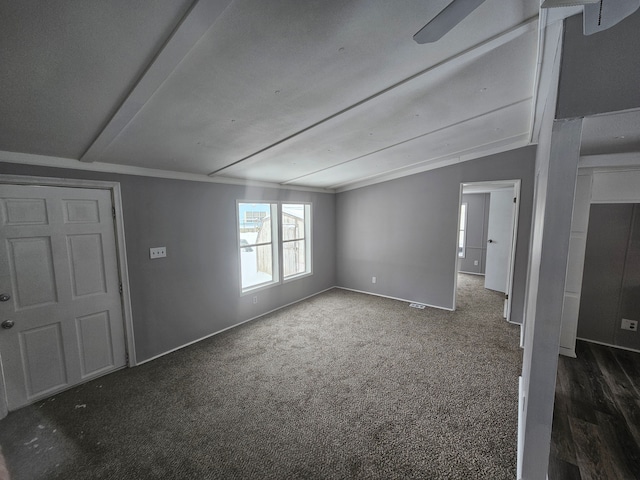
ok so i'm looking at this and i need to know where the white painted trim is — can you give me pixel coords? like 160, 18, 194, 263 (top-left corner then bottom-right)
137, 286, 336, 365
335, 287, 454, 312
576, 337, 640, 354
580, 152, 640, 168
0, 175, 137, 413
213, 17, 538, 179
559, 346, 577, 358
506, 180, 522, 322
334, 133, 530, 193
0, 151, 335, 194
458, 271, 485, 276
530, 15, 565, 144
452, 185, 463, 311
0, 356, 7, 419
111, 183, 137, 366
81, 0, 235, 162
559, 165, 640, 357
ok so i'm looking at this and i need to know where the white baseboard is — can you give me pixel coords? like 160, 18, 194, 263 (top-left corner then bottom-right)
576, 337, 640, 354
335, 286, 454, 312
137, 286, 336, 366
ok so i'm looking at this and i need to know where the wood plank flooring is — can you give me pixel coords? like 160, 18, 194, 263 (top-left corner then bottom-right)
550, 340, 640, 480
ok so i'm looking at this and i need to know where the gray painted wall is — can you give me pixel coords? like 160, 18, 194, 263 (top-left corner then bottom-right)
557, 10, 640, 119
335, 146, 535, 324
578, 204, 640, 351
458, 193, 489, 275
0, 162, 336, 362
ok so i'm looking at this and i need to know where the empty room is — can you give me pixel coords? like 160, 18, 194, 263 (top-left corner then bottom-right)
1, 1, 639, 479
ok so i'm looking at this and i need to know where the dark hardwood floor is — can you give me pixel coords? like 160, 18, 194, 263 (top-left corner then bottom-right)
550, 340, 640, 480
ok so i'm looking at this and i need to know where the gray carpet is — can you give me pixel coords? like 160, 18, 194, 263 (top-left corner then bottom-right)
0, 274, 522, 479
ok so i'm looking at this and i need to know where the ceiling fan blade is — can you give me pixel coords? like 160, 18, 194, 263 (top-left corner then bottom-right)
583, 0, 640, 35
413, 0, 487, 44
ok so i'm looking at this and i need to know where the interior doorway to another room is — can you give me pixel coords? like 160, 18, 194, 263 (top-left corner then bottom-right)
455, 180, 520, 322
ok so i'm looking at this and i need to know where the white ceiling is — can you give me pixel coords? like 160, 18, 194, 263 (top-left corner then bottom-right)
0, 0, 544, 191
580, 108, 640, 156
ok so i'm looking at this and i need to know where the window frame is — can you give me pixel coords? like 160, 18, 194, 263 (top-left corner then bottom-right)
237, 202, 279, 293
458, 202, 468, 258
237, 201, 312, 295
281, 203, 312, 282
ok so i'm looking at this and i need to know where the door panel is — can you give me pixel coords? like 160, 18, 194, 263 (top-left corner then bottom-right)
67, 234, 107, 297
0, 185, 126, 410
20, 323, 67, 397
76, 311, 115, 378
8, 237, 58, 309
485, 189, 515, 294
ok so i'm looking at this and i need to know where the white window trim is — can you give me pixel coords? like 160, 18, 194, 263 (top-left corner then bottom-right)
282, 203, 312, 283
237, 201, 312, 295
458, 202, 468, 258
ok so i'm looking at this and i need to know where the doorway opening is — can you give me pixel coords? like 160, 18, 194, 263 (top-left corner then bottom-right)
454, 180, 520, 322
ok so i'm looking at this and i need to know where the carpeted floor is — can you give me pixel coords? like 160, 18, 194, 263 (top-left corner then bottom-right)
0, 274, 522, 479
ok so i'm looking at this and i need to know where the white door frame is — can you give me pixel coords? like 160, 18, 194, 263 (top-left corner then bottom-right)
454, 179, 521, 322
559, 162, 640, 357
0, 175, 136, 419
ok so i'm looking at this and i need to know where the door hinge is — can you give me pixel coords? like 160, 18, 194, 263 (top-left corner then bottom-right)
513, 197, 517, 203
112, 206, 116, 218
505, 294, 509, 300
119, 283, 123, 294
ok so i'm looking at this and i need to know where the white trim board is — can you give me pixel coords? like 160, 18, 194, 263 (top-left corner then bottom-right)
559, 166, 640, 358
137, 287, 336, 366
0, 150, 335, 194
577, 337, 640, 355
335, 287, 454, 312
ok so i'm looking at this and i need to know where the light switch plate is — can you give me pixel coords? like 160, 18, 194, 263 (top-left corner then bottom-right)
150, 247, 166, 259
621, 318, 638, 331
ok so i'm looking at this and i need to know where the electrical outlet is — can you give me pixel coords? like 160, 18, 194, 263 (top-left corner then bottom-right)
252, 296, 258, 304
474, 260, 479, 266
149, 247, 166, 259
372, 276, 376, 284
621, 319, 638, 331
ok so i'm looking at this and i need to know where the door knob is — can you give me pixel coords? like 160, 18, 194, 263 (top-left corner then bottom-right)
0, 294, 10, 302
488, 239, 494, 243
1, 320, 14, 329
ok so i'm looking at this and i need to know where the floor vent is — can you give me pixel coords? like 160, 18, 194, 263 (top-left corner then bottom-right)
409, 303, 426, 309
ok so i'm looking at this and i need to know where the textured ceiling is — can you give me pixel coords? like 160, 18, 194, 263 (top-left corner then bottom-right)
0, 0, 544, 190
581, 109, 640, 156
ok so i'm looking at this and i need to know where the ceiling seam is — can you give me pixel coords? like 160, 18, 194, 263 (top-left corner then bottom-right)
331, 133, 531, 192
280, 98, 533, 185
208, 15, 539, 177
79, 0, 235, 163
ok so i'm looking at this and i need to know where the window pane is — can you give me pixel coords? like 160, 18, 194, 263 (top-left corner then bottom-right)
241, 243, 274, 289
239, 203, 271, 244
282, 204, 305, 240
283, 240, 306, 278
460, 204, 467, 230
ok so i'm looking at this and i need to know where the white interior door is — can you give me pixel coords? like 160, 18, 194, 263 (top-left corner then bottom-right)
485, 189, 515, 294
0, 185, 126, 410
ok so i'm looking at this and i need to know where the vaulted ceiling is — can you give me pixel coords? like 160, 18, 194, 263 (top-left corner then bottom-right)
1, 0, 543, 191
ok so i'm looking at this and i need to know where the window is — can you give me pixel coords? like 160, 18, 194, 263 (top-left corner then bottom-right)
282, 204, 311, 279
238, 203, 279, 290
458, 203, 467, 258
238, 202, 311, 293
